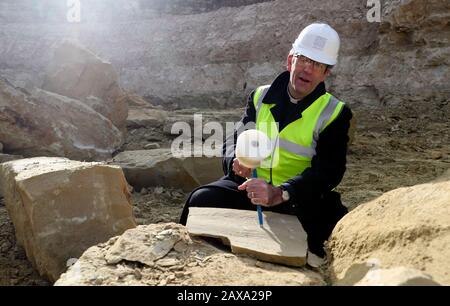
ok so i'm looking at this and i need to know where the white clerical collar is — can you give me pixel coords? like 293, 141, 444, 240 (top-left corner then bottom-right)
287, 85, 300, 104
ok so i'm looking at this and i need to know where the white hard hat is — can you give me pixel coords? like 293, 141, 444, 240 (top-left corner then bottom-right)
292, 23, 340, 66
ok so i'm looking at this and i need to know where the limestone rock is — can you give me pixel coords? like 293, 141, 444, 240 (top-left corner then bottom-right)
328, 177, 450, 285
55, 223, 324, 286
354, 266, 441, 286
126, 107, 168, 129
0, 153, 23, 196
0, 153, 23, 164
0, 157, 136, 281
41, 40, 128, 132
111, 149, 222, 191
187, 207, 308, 267
333, 258, 381, 286
144, 143, 160, 150
125, 94, 153, 107
105, 226, 185, 266
0, 78, 123, 161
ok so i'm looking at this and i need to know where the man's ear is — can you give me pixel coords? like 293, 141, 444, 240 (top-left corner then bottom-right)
323, 67, 331, 79
286, 54, 293, 72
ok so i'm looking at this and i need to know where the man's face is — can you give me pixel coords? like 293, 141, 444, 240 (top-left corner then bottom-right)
287, 54, 330, 99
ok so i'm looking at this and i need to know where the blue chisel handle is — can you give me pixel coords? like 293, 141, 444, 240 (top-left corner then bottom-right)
257, 205, 263, 226
252, 169, 263, 226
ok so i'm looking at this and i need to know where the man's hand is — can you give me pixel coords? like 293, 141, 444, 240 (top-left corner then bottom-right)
238, 178, 284, 207
232, 158, 252, 178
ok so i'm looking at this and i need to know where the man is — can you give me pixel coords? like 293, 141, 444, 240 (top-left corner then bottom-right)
180, 23, 352, 266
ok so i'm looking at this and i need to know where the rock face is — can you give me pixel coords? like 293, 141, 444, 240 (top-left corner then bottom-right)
55, 223, 325, 286
139, 0, 273, 15
1, 0, 448, 108
0, 157, 136, 282
111, 149, 223, 191
343, 0, 450, 106
42, 40, 128, 133
327, 175, 450, 285
0, 78, 123, 161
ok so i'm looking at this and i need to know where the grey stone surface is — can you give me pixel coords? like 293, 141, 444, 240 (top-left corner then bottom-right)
1, 0, 447, 108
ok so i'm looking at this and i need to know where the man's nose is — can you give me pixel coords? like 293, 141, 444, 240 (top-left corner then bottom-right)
303, 64, 313, 74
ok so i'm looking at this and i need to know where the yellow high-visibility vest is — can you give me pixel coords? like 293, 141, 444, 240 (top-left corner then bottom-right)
253, 85, 345, 186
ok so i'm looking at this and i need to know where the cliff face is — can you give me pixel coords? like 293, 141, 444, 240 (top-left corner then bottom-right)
0, 0, 274, 22
138, 0, 275, 15
0, 0, 448, 108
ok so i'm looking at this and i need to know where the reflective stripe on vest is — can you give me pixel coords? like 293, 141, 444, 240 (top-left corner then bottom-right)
252, 85, 344, 185
279, 138, 316, 158
312, 95, 341, 148
254, 85, 270, 120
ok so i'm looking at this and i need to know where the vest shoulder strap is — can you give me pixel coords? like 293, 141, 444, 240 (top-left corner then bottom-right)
313, 95, 345, 142
253, 85, 270, 119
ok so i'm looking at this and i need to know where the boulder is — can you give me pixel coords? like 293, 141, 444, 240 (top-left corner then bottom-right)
0, 157, 136, 282
0, 78, 123, 161
328, 175, 450, 285
41, 40, 128, 132
354, 266, 441, 286
55, 223, 325, 286
333, 259, 441, 286
111, 149, 223, 191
